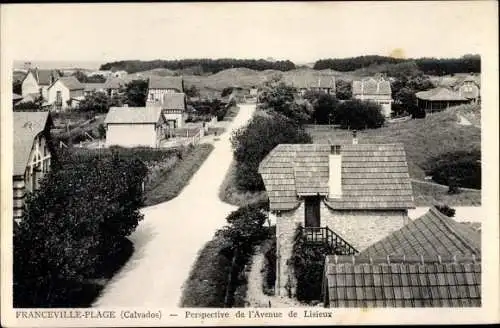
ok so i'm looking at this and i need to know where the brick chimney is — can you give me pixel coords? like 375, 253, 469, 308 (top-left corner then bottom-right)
352, 130, 358, 145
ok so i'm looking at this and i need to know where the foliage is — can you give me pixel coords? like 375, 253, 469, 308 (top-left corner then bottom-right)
100, 58, 296, 74
391, 72, 433, 118
13, 79, 22, 95
259, 83, 312, 125
72, 70, 106, 83
188, 99, 229, 121
290, 225, 334, 302
98, 123, 106, 139
335, 99, 385, 129
425, 150, 481, 189
261, 230, 277, 295
14, 151, 147, 307
185, 85, 200, 98
335, 79, 352, 100
435, 204, 456, 217
230, 113, 312, 191
124, 79, 148, 107
77, 91, 110, 113
314, 55, 481, 76
304, 91, 339, 124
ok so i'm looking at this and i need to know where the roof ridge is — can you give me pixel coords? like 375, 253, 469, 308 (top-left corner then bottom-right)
327, 254, 480, 265
428, 206, 481, 254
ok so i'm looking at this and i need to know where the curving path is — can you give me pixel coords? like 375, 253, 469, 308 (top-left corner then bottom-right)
93, 104, 256, 308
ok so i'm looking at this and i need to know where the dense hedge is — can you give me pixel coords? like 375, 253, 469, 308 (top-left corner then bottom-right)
14, 149, 147, 307
230, 113, 312, 191
424, 150, 481, 189
335, 99, 385, 129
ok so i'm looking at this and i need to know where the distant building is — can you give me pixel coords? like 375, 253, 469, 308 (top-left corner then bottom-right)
352, 77, 393, 118
103, 76, 132, 97
13, 111, 54, 220
289, 75, 336, 96
83, 83, 106, 97
104, 106, 166, 148
47, 76, 85, 111
416, 87, 470, 113
160, 93, 187, 129
21, 68, 62, 100
146, 76, 185, 106
258, 135, 415, 296
455, 75, 481, 104
323, 206, 481, 307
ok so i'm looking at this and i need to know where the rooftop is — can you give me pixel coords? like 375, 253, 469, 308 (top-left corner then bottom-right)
416, 87, 467, 101
360, 207, 481, 258
23, 68, 62, 86
105, 106, 163, 124
13, 111, 53, 176
161, 92, 186, 110
258, 143, 414, 211
352, 78, 391, 96
148, 75, 184, 91
52, 76, 84, 91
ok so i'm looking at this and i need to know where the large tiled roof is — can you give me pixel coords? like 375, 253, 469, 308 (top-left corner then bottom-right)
323, 255, 481, 307
258, 143, 414, 211
285, 75, 336, 90
148, 76, 184, 91
352, 78, 391, 96
416, 87, 467, 101
13, 111, 52, 176
105, 106, 163, 124
161, 92, 186, 110
53, 76, 84, 91
23, 69, 62, 86
103, 77, 132, 89
361, 207, 481, 258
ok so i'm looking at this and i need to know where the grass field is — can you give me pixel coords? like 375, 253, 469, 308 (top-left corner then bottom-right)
143, 144, 214, 206
412, 180, 481, 206
306, 107, 481, 180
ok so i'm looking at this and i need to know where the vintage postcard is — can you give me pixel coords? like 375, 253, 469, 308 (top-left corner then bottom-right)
1, 2, 499, 326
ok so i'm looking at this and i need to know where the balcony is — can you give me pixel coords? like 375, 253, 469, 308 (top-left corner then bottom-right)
300, 226, 358, 255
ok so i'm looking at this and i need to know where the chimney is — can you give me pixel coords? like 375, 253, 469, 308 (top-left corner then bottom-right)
328, 144, 342, 199
352, 130, 358, 145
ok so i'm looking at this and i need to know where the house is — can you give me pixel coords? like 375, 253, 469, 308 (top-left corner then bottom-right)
455, 75, 480, 104
160, 93, 187, 129
104, 106, 166, 148
146, 76, 185, 106
352, 77, 393, 118
83, 83, 106, 97
258, 134, 415, 296
47, 76, 85, 111
13, 111, 54, 220
21, 68, 62, 100
103, 76, 132, 97
322, 207, 481, 307
289, 75, 336, 96
416, 87, 470, 113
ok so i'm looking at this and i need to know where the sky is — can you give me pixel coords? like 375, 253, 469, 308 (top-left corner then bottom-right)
1, 2, 497, 66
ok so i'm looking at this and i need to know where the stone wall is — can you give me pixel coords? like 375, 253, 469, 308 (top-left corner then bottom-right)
320, 201, 409, 251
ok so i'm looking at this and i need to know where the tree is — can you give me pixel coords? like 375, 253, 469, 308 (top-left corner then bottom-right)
13, 80, 22, 95
185, 85, 200, 98
259, 83, 312, 125
335, 99, 385, 130
77, 91, 110, 113
98, 124, 106, 139
335, 79, 352, 100
304, 91, 338, 124
230, 112, 312, 191
72, 70, 89, 83
124, 80, 148, 106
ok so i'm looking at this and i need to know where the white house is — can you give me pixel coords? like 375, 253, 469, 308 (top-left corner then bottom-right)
160, 93, 187, 129
104, 106, 166, 148
258, 135, 415, 296
21, 68, 62, 100
352, 77, 393, 118
47, 76, 85, 111
146, 76, 184, 106
13, 111, 54, 220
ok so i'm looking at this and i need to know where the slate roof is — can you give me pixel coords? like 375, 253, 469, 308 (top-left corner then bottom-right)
52, 76, 84, 91
148, 76, 184, 91
258, 143, 414, 211
103, 77, 132, 90
161, 93, 186, 110
352, 78, 392, 96
323, 255, 481, 307
104, 106, 163, 124
361, 207, 481, 258
83, 83, 106, 91
13, 111, 52, 176
288, 75, 336, 90
23, 69, 62, 86
416, 87, 467, 101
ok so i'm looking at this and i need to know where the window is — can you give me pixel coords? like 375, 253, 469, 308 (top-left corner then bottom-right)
150, 93, 154, 100
331, 145, 341, 155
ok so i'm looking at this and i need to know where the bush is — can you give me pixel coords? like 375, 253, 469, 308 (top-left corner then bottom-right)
13, 151, 147, 307
435, 204, 456, 217
335, 99, 385, 129
261, 229, 277, 296
304, 92, 338, 125
425, 150, 481, 189
230, 112, 312, 191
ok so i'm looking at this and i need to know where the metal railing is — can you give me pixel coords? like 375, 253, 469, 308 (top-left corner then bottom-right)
301, 226, 358, 255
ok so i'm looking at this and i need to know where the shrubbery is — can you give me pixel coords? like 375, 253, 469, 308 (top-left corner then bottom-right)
425, 150, 481, 189
230, 113, 312, 191
335, 99, 385, 129
14, 150, 147, 307
435, 204, 456, 217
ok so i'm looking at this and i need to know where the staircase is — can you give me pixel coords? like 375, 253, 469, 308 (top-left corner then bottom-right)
300, 226, 358, 255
